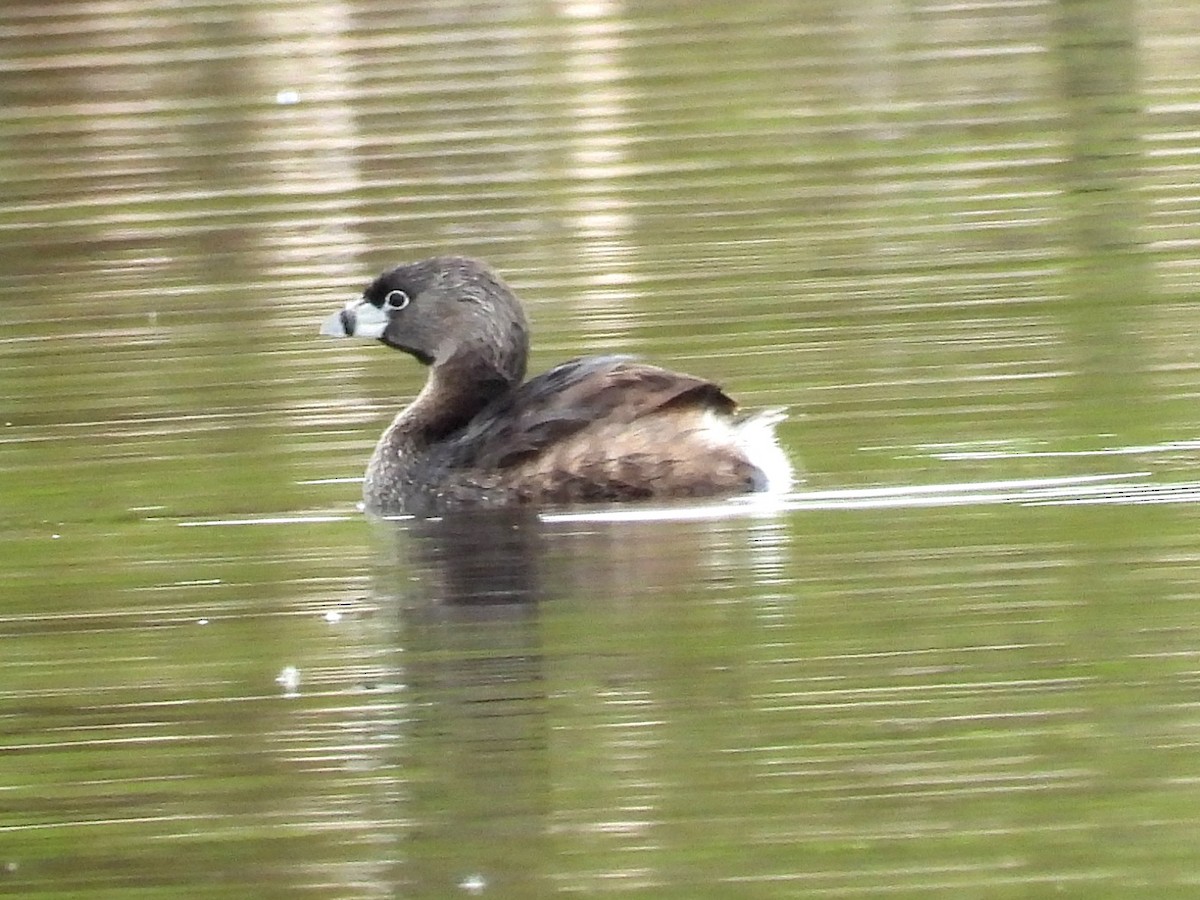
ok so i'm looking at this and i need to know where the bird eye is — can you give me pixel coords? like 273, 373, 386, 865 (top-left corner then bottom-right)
383, 289, 410, 311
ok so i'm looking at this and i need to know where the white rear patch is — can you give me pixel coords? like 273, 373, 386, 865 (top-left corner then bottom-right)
700, 407, 795, 494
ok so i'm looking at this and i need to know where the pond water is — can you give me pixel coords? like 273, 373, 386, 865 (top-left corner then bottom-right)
5, 0, 1200, 896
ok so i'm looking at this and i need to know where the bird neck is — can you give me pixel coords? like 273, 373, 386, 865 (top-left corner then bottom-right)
394, 354, 519, 447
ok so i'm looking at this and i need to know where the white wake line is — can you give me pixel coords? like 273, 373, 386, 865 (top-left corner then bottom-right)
177, 514, 358, 527
542, 472, 1159, 523
931, 438, 1200, 460
177, 471, 1198, 528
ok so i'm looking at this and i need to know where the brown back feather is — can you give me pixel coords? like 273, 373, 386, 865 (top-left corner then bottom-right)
455, 356, 732, 466
438, 355, 758, 502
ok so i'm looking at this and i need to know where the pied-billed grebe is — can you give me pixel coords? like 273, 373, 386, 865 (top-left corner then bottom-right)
320, 256, 793, 515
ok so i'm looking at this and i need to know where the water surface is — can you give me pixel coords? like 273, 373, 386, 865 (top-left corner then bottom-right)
4, 1, 1200, 897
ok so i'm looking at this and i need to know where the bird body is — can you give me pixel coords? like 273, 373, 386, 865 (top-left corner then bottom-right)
320, 257, 792, 516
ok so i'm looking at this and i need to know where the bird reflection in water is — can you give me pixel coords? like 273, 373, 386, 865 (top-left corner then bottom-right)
373, 509, 550, 896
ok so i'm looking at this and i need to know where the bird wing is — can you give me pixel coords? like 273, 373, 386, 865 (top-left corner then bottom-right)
451, 354, 737, 471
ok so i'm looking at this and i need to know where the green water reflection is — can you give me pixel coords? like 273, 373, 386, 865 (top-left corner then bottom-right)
4, 0, 1200, 896
4, 502, 1200, 897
